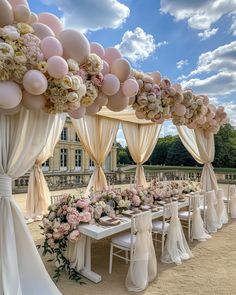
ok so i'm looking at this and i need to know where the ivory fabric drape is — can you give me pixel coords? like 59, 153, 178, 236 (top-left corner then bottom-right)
122, 122, 162, 188
0, 107, 61, 295
177, 126, 218, 192
72, 115, 119, 194
125, 211, 157, 292
25, 113, 66, 220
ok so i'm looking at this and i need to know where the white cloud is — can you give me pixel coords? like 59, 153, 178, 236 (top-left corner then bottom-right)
181, 72, 236, 96
160, 0, 236, 30
230, 15, 236, 35
116, 127, 126, 147
160, 121, 177, 137
41, 0, 130, 32
115, 27, 156, 63
198, 27, 218, 40
176, 59, 188, 69
157, 41, 168, 48
225, 103, 236, 126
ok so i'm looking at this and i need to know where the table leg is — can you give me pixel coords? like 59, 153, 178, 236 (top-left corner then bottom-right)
80, 236, 102, 283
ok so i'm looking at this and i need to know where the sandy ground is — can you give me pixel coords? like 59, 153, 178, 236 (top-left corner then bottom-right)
14, 184, 236, 295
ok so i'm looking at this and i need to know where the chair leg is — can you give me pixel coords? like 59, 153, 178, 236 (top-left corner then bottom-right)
109, 244, 113, 274
188, 219, 191, 242
161, 234, 165, 255
125, 250, 129, 264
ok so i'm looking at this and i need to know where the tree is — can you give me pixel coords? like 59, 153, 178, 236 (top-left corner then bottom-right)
165, 137, 198, 166
213, 124, 236, 168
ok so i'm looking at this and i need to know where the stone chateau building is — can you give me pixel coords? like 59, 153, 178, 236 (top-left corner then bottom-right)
41, 117, 117, 173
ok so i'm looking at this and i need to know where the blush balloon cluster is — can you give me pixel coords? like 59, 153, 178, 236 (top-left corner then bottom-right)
0, 0, 229, 134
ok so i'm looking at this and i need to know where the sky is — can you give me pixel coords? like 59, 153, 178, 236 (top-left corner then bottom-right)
29, 0, 236, 146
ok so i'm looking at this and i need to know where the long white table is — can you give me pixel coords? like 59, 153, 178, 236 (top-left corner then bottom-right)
78, 200, 189, 283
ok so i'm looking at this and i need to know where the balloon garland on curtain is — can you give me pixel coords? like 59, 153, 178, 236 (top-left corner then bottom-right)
0, 0, 229, 135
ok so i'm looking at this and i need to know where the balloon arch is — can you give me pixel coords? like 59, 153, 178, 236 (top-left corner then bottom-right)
0, 0, 228, 135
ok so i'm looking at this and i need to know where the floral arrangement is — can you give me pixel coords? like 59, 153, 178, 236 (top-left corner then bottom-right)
40, 194, 93, 282
0, 0, 228, 134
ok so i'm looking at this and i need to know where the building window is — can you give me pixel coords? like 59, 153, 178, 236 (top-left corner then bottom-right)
89, 159, 95, 170
60, 148, 67, 171
60, 127, 68, 141
42, 159, 49, 172
75, 133, 80, 142
75, 149, 82, 171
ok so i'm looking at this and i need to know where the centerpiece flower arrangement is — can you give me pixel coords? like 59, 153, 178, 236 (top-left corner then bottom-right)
40, 194, 93, 282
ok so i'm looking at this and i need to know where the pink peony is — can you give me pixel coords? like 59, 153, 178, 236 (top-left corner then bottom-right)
67, 209, 81, 226
132, 195, 141, 207
76, 200, 89, 209
91, 73, 104, 87
68, 230, 80, 242
80, 212, 91, 223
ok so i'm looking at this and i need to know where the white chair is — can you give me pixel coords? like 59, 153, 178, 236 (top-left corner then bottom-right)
50, 194, 64, 204
216, 189, 228, 226
152, 203, 171, 255
205, 190, 220, 233
161, 202, 193, 265
178, 195, 194, 242
109, 211, 151, 274
229, 185, 236, 218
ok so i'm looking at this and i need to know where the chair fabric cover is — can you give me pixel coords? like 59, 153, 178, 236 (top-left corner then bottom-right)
205, 190, 220, 233
122, 122, 162, 188
229, 185, 236, 218
0, 108, 61, 295
191, 194, 211, 241
126, 211, 157, 292
216, 189, 228, 226
161, 202, 193, 265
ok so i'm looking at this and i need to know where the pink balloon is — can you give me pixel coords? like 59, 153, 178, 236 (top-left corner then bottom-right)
187, 121, 197, 129
0, 81, 22, 109
101, 60, 110, 75
208, 104, 217, 113
8, 0, 29, 8
22, 91, 46, 110
207, 111, 215, 120
95, 93, 108, 106
149, 72, 161, 84
129, 96, 136, 105
0, 0, 14, 27
47, 56, 68, 79
0, 104, 21, 115
197, 116, 206, 125
104, 47, 122, 66
201, 95, 209, 106
23, 70, 48, 95
174, 104, 186, 116
102, 74, 120, 96
122, 79, 139, 97
40, 36, 63, 59
172, 83, 182, 93
85, 103, 100, 115
110, 58, 131, 82
107, 90, 129, 112
32, 22, 55, 40
29, 12, 38, 24
38, 12, 64, 36
69, 106, 86, 119
90, 42, 105, 59
209, 119, 217, 126
58, 29, 90, 64
14, 4, 31, 23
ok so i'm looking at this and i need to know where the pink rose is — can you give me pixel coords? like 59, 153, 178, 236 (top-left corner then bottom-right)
80, 212, 91, 223
91, 73, 104, 87
77, 200, 89, 209
68, 230, 80, 242
132, 195, 141, 207
160, 79, 171, 90
67, 209, 81, 226
151, 84, 161, 95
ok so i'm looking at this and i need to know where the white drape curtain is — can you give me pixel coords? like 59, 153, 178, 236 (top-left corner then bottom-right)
125, 211, 157, 292
205, 190, 220, 233
216, 189, 228, 226
72, 116, 119, 194
0, 108, 61, 295
122, 123, 162, 188
229, 185, 236, 218
177, 126, 218, 192
26, 114, 66, 220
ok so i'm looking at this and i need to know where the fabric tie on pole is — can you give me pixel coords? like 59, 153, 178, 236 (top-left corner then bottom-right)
0, 174, 12, 197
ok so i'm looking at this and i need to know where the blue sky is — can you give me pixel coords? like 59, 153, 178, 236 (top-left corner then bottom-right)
29, 0, 236, 145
